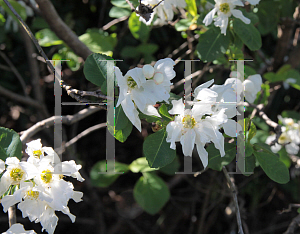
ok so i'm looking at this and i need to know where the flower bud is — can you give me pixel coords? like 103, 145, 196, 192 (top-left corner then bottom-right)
143, 65, 154, 79
153, 72, 164, 85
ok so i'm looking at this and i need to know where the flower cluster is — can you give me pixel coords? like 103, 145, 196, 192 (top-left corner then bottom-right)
0, 139, 84, 234
166, 74, 262, 167
266, 116, 300, 155
137, 0, 186, 25
115, 58, 176, 131
203, 0, 260, 35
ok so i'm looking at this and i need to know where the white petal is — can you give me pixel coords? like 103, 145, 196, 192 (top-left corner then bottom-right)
222, 119, 242, 137
125, 68, 146, 88
231, 9, 251, 24
169, 99, 185, 115
0, 159, 5, 173
203, 8, 217, 26
286, 142, 300, 155
140, 104, 161, 117
5, 157, 20, 166
247, 0, 260, 5
180, 129, 196, 156
196, 142, 209, 168
121, 95, 141, 132
166, 122, 182, 150
247, 74, 262, 93
154, 58, 176, 81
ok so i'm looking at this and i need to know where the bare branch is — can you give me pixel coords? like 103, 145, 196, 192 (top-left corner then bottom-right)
102, 16, 129, 31
283, 214, 300, 234
20, 106, 103, 142
35, 0, 92, 60
223, 166, 244, 234
8, 206, 16, 227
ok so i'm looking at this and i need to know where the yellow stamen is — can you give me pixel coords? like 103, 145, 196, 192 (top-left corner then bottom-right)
41, 169, 53, 184
219, 3, 230, 14
182, 115, 196, 129
10, 168, 24, 182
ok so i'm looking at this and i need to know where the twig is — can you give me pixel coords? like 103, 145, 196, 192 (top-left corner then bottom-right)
20, 106, 104, 142
125, 0, 136, 10
3, 0, 55, 74
102, 16, 129, 30
283, 214, 300, 234
35, 0, 92, 60
61, 123, 106, 153
222, 166, 244, 234
0, 50, 28, 97
0, 85, 42, 109
8, 206, 16, 227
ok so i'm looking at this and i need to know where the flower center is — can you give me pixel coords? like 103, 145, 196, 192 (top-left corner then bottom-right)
10, 168, 24, 182
33, 150, 42, 158
278, 133, 289, 144
182, 115, 196, 129
219, 3, 230, 14
26, 190, 39, 200
127, 76, 137, 89
41, 169, 53, 184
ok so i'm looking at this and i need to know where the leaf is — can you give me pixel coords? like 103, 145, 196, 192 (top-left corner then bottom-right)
233, 19, 262, 51
281, 110, 300, 121
175, 19, 193, 31
250, 130, 269, 144
185, 0, 197, 17
109, 6, 131, 18
207, 142, 236, 171
113, 121, 133, 143
79, 29, 117, 57
133, 172, 170, 215
143, 129, 176, 168
0, 0, 27, 22
245, 142, 254, 157
158, 104, 172, 121
196, 27, 230, 62
83, 53, 114, 87
139, 112, 161, 123
238, 154, 256, 176
90, 160, 129, 187
298, 208, 300, 214
128, 12, 150, 42
159, 156, 180, 175
253, 144, 290, 184
278, 148, 291, 168
111, 0, 139, 8
0, 127, 22, 161
256, 1, 279, 35
129, 157, 157, 173
247, 121, 257, 142
35, 28, 63, 47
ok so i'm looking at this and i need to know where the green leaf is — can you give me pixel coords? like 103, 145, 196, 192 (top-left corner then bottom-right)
196, 27, 230, 62
281, 110, 300, 121
83, 53, 114, 87
185, 0, 197, 16
35, 28, 63, 47
133, 172, 170, 215
129, 157, 157, 173
114, 121, 133, 143
253, 144, 290, 184
256, 1, 279, 35
175, 19, 193, 31
115, 105, 129, 130
250, 130, 269, 144
139, 112, 161, 123
233, 19, 262, 51
128, 12, 150, 42
109, 6, 131, 18
247, 121, 257, 142
251, 116, 269, 131
207, 142, 236, 171
159, 156, 180, 175
0, 127, 22, 161
245, 142, 254, 157
0, 0, 27, 22
111, 0, 139, 8
297, 208, 300, 214
79, 29, 117, 57
238, 154, 256, 176
158, 104, 172, 121
143, 130, 176, 168
90, 160, 129, 187
278, 148, 291, 168
244, 65, 257, 78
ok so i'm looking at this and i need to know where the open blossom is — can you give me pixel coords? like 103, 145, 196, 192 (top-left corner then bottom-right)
203, 0, 250, 35
138, 0, 186, 25
1, 139, 84, 234
116, 58, 175, 131
2, 223, 36, 234
166, 98, 228, 168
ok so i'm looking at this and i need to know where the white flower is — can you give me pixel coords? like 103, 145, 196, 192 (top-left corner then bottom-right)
203, 0, 250, 35
0, 159, 5, 173
0, 157, 28, 197
2, 223, 36, 234
166, 98, 227, 167
243, 74, 262, 103
116, 58, 175, 131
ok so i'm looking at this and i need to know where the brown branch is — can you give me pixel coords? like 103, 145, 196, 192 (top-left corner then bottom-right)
223, 166, 244, 234
8, 206, 16, 227
35, 0, 92, 60
20, 106, 103, 142
0, 85, 42, 109
283, 214, 300, 234
102, 16, 129, 31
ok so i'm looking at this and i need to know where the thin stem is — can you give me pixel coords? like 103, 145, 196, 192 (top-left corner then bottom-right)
8, 206, 16, 227
222, 166, 244, 234
3, 0, 55, 73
